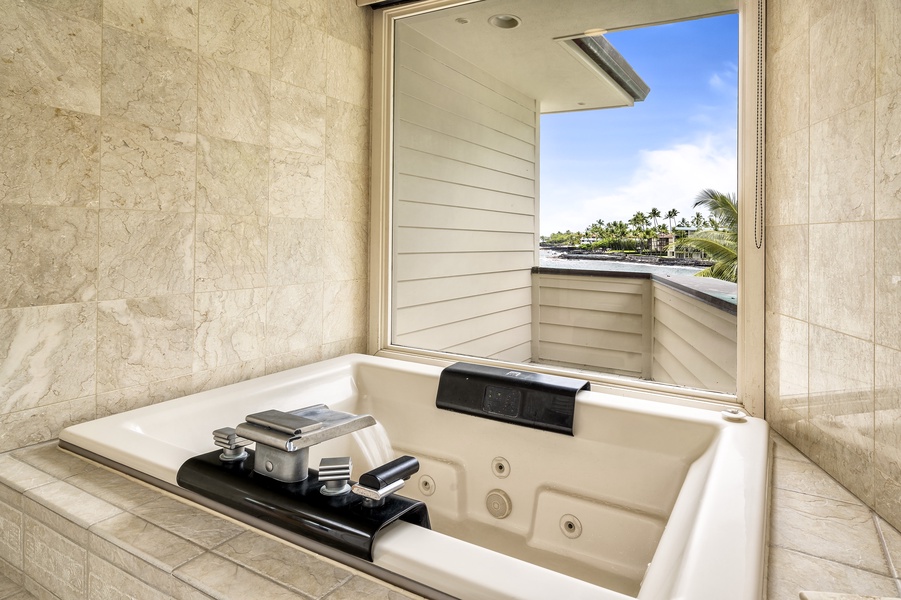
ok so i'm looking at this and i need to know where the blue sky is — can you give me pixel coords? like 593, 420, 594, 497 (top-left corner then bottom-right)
539, 14, 739, 235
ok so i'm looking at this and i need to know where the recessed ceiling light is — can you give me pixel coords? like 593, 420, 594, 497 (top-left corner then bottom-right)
488, 14, 521, 29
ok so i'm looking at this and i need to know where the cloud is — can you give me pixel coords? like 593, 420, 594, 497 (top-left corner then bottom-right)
540, 132, 737, 235
709, 61, 738, 94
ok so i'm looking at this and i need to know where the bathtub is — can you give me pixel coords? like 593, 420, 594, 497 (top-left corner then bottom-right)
59, 354, 770, 600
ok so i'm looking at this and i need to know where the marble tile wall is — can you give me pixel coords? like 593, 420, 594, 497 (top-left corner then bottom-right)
766, 0, 901, 531
0, 0, 372, 452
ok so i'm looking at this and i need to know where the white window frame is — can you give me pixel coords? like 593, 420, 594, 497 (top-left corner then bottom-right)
368, 0, 765, 416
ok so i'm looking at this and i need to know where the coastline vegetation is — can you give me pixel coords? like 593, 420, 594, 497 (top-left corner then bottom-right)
541, 189, 738, 282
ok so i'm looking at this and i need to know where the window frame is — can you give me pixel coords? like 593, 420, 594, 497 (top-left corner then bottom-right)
368, 0, 765, 416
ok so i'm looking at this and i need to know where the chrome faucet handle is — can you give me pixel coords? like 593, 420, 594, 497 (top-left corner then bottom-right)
319, 457, 352, 496
213, 427, 251, 462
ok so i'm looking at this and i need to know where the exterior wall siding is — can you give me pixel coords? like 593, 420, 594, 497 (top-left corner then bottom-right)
392, 24, 538, 362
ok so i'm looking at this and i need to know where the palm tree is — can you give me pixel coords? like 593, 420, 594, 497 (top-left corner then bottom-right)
691, 212, 706, 229
629, 212, 648, 253
649, 207, 661, 229
665, 208, 679, 232
673, 189, 738, 283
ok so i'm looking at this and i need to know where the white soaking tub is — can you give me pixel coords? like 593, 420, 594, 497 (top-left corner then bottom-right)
59, 354, 770, 600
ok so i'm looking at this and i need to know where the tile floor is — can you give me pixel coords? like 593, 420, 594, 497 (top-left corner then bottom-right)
1, 434, 901, 599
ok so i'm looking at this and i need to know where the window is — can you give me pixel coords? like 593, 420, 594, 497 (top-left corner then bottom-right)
369, 0, 765, 415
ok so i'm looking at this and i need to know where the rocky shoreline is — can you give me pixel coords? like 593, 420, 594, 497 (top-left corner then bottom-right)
544, 247, 714, 268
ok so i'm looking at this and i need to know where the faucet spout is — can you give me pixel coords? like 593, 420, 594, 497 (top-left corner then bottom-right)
233, 405, 375, 483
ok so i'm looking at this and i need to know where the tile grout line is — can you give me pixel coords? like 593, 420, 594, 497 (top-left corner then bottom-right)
872, 511, 901, 597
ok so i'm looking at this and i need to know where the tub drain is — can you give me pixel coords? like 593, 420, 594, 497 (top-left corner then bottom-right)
486, 489, 512, 519
418, 475, 436, 496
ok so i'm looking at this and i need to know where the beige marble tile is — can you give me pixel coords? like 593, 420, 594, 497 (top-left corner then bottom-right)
876, 221, 901, 350
809, 222, 875, 341
199, 0, 270, 75
273, 0, 328, 29
65, 468, 158, 511
321, 220, 368, 281
774, 457, 861, 504
88, 554, 170, 600
193, 289, 266, 371
265, 284, 323, 356
0, 571, 21, 599
767, 546, 897, 600
326, 158, 369, 223
876, 92, 901, 219
800, 593, 899, 600
328, 0, 371, 51
0, 396, 95, 454
326, 36, 369, 108
269, 148, 325, 218
90, 512, 204, 576
213, 531, 351, 596
271, 12, 326, 93
810, 0, 876, 123
264, 345, 322, 375
196, 135, 268, 218
766, 32, 809, 139
267, 218, 322, 285
22, 495, 89, 547
96, 295, 193, 392
327, 576, 412, 600
766, 225, 808, 321
12, 444, 94, 482
198, 57, 269, 146
0, 303, 95, 414
766, 127, 809, 227
322, 279, 367, 344
102, 26, 198, 132
0, 206, 98, 308
807, 326, 875, 504
326, 97, 369, 166
99, 210, 194, 299
270, 80, 326, 156
130, 496, 244, 549
30, 0, 102, 23
194, 214, 267, 292
0, 99, 100, 208
175, 552, 300, 600
24, 481, 121, 530
875, 345, 901, 529
810, 102, 875, 223
0, 1, 101, 115
100, 117, 196, 212
191, 359, 265, 392
22, 577, 57, 600
0, 457, 56, 495
876, 0, 901, 97
103, 0, 198, 52
320, 335, 365, 361
23, 518, 85, 599
771, 487, 887, 574
0, 499, 23, 571
767, 0, 808, 52
772, 431, 812, 463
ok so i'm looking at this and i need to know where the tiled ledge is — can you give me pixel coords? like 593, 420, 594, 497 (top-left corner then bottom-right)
769, 434, 901, 599
0, 443, 422, 600
1, 438, 900, 600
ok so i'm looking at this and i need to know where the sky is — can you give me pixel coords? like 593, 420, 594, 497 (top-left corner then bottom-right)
539, 14, 739, 236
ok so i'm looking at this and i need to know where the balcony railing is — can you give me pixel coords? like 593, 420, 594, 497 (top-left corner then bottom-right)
531, 268, 737, 394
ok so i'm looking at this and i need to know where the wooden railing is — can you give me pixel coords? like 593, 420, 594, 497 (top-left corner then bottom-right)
531, 269, 737, 394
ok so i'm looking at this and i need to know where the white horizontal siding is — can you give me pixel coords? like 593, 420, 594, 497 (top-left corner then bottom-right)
392, 23, 538, 359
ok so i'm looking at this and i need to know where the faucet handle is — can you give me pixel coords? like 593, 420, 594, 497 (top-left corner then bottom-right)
212, 427, 251, 462
351, 456, 420, 507
318, 457, 352, 496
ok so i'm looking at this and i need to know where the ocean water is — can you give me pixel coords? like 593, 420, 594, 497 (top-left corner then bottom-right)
539, 249, 703, 278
